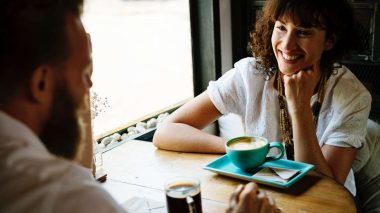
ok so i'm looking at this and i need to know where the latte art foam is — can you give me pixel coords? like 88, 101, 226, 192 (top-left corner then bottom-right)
228, 138, 266, 150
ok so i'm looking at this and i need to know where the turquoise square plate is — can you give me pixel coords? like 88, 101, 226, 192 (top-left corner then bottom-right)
203, 155, 315, 188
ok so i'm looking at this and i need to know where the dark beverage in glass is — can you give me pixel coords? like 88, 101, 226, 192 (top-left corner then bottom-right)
165, 177, 202, 213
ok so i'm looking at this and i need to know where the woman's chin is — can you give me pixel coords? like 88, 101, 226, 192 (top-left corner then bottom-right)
278, 69, 299, 76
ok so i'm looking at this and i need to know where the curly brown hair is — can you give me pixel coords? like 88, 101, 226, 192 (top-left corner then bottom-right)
249, 0, 356, 79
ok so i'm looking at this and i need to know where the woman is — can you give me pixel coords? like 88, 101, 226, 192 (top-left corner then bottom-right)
153, 0, 371, 196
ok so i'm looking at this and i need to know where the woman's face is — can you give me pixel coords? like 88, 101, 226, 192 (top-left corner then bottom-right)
271, 19, 333, 76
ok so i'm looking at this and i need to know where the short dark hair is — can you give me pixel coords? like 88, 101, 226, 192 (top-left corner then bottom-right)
0, 0, 83, 103
250, 0, 355, 79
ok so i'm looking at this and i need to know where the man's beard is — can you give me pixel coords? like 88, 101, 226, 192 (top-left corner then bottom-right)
39, 86, 85, 160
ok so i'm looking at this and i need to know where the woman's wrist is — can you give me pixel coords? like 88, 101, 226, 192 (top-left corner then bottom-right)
288, 104, 312, 117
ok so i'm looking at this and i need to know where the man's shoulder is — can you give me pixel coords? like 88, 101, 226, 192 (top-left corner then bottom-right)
0, 150, 123, 213
0, 147, 94, 194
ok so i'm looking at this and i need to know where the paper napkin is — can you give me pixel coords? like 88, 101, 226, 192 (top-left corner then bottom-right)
122, 196, 166, 213
252, 167, 299, 183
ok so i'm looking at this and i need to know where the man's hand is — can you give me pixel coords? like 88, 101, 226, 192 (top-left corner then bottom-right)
75, 94, 94, 171
226, 182, 278, 213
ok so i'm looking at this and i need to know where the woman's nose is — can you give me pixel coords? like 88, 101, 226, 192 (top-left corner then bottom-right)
282, 32, 297, 51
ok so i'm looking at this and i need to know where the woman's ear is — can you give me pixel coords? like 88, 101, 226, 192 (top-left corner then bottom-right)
324, 35, 337, 51
29, 65, 54, 103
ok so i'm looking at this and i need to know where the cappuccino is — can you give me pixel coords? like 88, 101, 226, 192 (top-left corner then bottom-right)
226, 136, 285, 170
228, 138, 266, 150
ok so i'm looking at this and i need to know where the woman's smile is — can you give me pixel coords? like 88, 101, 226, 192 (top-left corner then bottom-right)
280, 51, 303, 64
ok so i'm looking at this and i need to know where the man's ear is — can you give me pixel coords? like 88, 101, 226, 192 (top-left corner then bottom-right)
29, 65, 54, 103
324, 35, 337, 51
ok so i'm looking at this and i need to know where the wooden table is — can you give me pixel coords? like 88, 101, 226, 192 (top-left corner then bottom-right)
101, 140, 357, 213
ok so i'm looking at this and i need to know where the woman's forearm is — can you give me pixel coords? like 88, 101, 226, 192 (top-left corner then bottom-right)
153, 122, 226, 153
291, 108, 334, 178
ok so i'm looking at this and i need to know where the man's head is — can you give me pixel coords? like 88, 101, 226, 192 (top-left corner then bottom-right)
0, 0, 92, 159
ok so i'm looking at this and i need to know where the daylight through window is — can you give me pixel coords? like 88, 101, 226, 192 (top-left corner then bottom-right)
82, 0, 194, 137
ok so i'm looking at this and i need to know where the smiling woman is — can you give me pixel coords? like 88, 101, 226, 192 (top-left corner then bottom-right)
81, 0, 194, 138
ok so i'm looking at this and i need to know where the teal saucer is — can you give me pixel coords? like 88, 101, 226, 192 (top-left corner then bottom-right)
203, 155, 315, 188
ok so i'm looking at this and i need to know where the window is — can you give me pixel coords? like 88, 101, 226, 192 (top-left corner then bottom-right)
82, 0, 194, 137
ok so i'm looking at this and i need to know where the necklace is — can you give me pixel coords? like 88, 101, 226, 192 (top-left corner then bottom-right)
276, 71, 327, 160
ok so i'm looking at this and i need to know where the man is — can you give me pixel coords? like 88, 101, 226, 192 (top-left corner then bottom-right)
0, 0, 124, 212
0, 0, 276, 212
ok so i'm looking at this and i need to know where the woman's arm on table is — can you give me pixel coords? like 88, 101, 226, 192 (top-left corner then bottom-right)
153, 91, 227, 153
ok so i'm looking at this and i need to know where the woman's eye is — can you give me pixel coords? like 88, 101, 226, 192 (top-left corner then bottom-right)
297, 30, 312, 37
276, 25, 286, 31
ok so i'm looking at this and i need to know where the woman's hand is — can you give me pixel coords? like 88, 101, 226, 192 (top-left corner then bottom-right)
226, 182, 278, 213
283, 64, 321, 114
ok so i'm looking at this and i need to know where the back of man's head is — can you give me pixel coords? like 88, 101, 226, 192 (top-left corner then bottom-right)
0, 0, 83, 104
